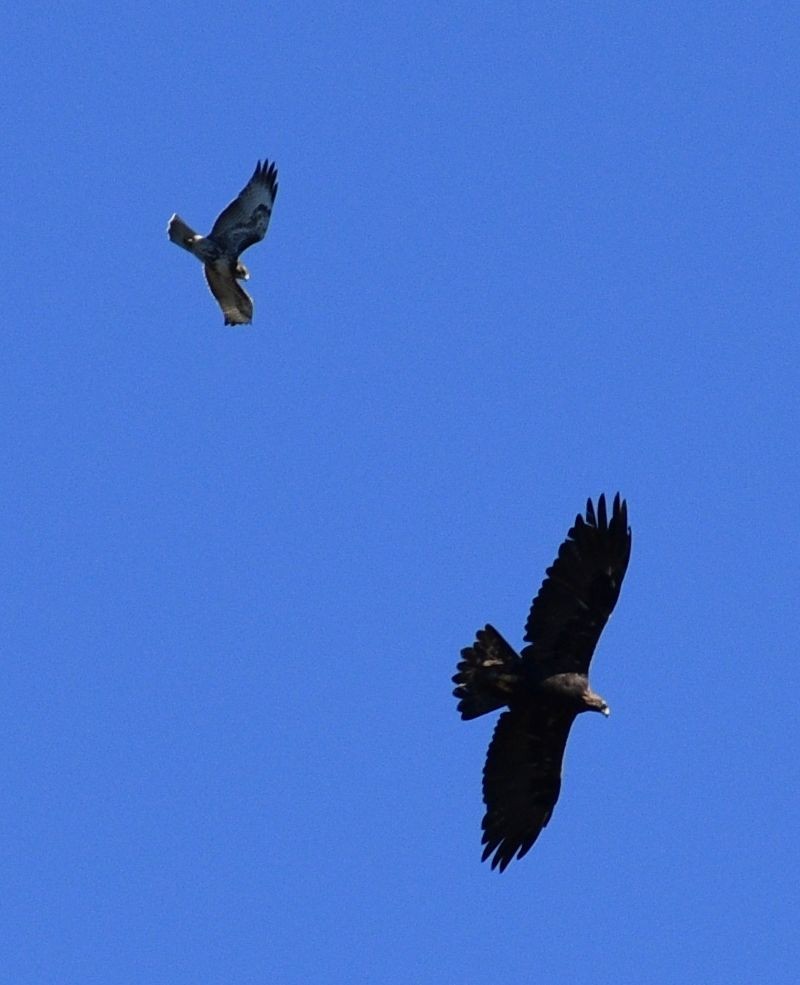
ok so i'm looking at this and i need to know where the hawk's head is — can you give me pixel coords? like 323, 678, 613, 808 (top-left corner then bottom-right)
234, 261, 250, 281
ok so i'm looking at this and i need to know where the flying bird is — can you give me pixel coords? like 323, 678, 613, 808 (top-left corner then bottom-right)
453, 494, 631, 871
167, 159, 278, 325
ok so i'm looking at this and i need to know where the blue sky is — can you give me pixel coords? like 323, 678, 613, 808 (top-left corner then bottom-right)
3, 3, 799, 982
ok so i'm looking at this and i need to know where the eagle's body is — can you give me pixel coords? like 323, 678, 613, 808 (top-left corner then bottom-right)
167, 159, 278, 325
453, 494, 631, 871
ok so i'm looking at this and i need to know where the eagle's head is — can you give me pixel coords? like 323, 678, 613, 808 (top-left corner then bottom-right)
584, 690, 610, 717
234, 261, 250, 281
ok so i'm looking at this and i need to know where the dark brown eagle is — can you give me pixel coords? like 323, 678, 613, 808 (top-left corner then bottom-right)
453, 493, 631, 871
167, 159, 278, 325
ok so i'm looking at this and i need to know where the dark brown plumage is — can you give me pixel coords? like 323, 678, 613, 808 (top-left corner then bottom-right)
453, 494, 631, 871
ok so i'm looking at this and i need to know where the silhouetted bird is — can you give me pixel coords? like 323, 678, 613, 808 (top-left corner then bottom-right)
453, 494, 631, 870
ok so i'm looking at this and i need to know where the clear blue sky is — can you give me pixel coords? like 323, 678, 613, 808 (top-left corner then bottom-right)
3, 3, 798, 983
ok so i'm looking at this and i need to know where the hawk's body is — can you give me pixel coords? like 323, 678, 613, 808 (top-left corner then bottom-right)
453, 494, 631, 871
167, 159, 278, 325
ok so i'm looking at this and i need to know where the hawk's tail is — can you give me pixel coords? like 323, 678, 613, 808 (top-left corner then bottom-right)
452, 625, 522, 720
167, 214, 200, 251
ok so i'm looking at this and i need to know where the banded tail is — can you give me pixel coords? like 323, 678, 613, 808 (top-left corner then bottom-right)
452, 625, 523, 720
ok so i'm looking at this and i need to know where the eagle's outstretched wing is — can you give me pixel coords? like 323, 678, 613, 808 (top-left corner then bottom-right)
481, 703, 576, 871
521, 493, 631, 676
210, 160, 278, 257
204, 264, 254, 326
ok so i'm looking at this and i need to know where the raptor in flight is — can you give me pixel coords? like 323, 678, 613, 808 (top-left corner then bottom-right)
167, 159, 278, 325
453, 494, 631, 871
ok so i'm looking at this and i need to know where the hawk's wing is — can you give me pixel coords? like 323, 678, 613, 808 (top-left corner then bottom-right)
209, 159, 278, 257
204, 264, 254, 326
481, 703, 576, 871
521, 493, 631, 676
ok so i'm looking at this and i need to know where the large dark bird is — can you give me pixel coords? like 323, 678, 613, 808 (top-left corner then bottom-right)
167, 159, 278, 325
453, 494, 631, 871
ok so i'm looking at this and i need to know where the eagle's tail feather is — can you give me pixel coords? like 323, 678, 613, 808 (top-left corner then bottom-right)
452, 625, 522, 720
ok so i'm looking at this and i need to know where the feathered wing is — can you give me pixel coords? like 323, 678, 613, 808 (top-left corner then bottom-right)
481, 703, 576, 871
522, 493, 631, 675
204, 264, 254, 326
209, 159, 279, 257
